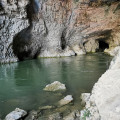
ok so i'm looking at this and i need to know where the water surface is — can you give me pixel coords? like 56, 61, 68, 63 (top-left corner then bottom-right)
0, 53, 112, 118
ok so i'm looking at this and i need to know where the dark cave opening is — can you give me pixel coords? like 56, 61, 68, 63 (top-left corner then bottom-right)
97, 40, 109, 52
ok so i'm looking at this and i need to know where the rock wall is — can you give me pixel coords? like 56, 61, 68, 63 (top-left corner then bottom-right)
80, 47, 120, 120
0, 0, 29, 63
93, 48, 120, 120
0, 0, 120, 61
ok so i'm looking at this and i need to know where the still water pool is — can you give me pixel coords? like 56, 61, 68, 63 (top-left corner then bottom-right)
0, 53, 112, 118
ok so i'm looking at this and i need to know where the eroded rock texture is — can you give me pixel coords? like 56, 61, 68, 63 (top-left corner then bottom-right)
87, 47, 120, 120
0, 0, 29, 63
0, 0, 120, 61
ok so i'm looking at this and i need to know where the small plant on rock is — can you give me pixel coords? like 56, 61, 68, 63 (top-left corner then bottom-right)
81, 109, 91, 120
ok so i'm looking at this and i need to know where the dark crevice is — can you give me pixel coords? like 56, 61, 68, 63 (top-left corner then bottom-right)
75, 53, 77, 56
61, 32, 66, 50
34, 47, 41, 59
97, 40, 109, 52
26, 0, 40, 25
43, 20, 48, 36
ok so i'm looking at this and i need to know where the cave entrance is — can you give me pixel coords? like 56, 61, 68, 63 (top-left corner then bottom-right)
98, 40, 109, 52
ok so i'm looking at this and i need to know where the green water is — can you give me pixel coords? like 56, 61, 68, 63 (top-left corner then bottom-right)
0, 53, 112, 118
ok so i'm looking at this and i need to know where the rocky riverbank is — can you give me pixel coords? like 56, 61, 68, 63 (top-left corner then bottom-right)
2, 50, 120, 120
5, 48, 120, 120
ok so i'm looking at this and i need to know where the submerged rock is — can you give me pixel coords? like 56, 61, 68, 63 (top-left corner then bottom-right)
39, 105, 55, 110
43, 81, 66, 92
58, 95, 73, 106
63, 110, 80, 120
48, 113, 62, 120
5, 108, 27, 120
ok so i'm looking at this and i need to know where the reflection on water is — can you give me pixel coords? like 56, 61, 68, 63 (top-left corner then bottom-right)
0, 53, 112, 118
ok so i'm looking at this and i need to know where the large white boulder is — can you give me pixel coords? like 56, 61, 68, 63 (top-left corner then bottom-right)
91, 49, 120, 120
5, 108, 27, 120
43, 81, 66, 92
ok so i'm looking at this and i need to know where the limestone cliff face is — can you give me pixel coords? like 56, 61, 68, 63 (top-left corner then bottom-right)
0, 0, 29, 62
0, 0, 120, 61
84, 47, 120, 120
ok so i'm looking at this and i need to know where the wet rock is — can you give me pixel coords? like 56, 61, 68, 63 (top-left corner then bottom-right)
24, 110, 37, 120
63, 110, 80, 120
5, 108, 27, 120
43, 81, 66, 92
58, 95, 73, 106
80, 93, 90, 106
48, 113, 62, 120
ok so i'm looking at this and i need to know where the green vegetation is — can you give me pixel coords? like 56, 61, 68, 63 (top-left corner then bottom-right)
81, 109, 91, 120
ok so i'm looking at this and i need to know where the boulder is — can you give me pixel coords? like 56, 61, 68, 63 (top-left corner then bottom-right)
5, 108, 27, 120
43, 81, 66, 92
80, 93, 90, 106
63, 110, 80, 120
90, 49, 120, 120
58, 95, 73, 106
48, 113, 62, 120
24, 110, 37, 120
